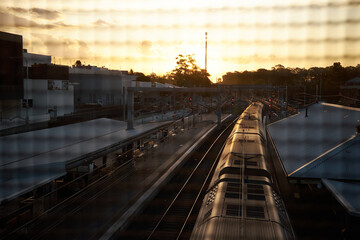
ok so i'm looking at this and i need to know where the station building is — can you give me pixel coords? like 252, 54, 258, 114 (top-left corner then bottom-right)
23, 54, 74, 122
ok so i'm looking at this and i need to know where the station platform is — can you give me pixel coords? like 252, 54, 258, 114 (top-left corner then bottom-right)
0, 115, 192, 203
26, 113, 231, 239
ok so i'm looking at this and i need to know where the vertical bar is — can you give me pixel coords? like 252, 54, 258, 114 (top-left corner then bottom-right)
123, 87, 126, 121
127, 90, 134, 130
192, 93, 196, 127
217, 93, 221, 127
205, 32, 208, 71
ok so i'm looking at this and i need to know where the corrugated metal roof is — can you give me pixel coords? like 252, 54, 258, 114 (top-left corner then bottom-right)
268, 103, 360, 178
290, 136, 360, 179
0, 118, 171, 202
322, 179, 360, 217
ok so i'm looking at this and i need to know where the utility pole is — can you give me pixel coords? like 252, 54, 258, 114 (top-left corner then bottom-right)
205, 32, 208, 72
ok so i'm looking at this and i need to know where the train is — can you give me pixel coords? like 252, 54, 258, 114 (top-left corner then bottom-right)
190, 102, 295, 240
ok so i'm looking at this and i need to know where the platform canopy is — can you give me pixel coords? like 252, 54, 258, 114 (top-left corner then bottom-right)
268, 102, 360, 180
268, 103, 360, 217
0, 118, 171, 202
322, 179, 360, 217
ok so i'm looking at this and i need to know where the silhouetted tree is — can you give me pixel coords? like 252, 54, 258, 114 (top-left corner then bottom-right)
221, 62, 360, 96
170, 54, 211, 87
134, 72, 151, 82
75, 60, 82, 67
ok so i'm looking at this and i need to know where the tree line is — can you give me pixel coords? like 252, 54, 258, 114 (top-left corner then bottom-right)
221, 62, 360, 95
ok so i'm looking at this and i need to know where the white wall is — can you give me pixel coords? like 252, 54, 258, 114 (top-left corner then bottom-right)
22, 78, 74, 121
23, 52, 51, 66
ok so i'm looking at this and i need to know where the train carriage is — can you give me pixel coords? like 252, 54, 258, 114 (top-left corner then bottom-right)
191, 102, 294, 240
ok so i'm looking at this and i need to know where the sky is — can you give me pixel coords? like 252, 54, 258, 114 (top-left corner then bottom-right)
1, 0, 360, 82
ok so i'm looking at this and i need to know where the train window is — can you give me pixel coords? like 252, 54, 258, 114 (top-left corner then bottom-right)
227, 186, 241, 193
246, 206, 265, 219
233, 159, 242, 165
226, 204, 242, 217
219, 167, 242, 177
247, 194, 265, 201
225, 192, 241, 199
226, 182, 242, 199
227, 182, 241, 188
244, 168, 271, 179
246, 161, 258, 166
247, 188, 264, 195
247, 184, 263, 189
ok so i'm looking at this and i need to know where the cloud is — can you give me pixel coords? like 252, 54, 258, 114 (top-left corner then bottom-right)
7, 7, 61, 20
0, 12, 44, 28
7, 7, 27, 14
31, 33, 93, 59
30, 8, 60, 20
138, 40, 159, 56
0, 11, 69, 28
222, 54, 360, 65
93, 19, 110, 26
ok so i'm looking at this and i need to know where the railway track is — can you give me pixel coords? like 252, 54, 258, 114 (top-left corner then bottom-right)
113, 119, 236, 240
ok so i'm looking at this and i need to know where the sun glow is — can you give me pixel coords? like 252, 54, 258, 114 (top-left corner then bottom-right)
1, 0, 359, 80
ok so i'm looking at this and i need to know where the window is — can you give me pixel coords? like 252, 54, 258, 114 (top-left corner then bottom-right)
226, 204, 241, 216
28, 99, 33, 108
248, 188, 264, 195
22, 99, 33, 108
225, 192, 241, 199
247, 184, 265, 201
226, 183, 242, 199
227, 183, 241, 193
246, 161, 258, 166
234, 159, 258, 167
247, 194, 265, 201
233, 159, 242, 165
246, 206, 265, 218
62, 81, 68, 90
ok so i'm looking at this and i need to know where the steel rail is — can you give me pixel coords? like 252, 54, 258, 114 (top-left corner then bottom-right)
146, 118, 236, 240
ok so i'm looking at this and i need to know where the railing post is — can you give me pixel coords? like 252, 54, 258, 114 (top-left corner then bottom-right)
127, 90, 134, 130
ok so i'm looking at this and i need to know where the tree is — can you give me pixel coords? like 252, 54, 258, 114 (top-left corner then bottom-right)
75, 60, 82, 67
170, 54, 211, 87
134, 72, 151, 82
